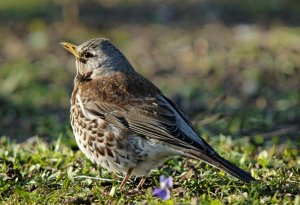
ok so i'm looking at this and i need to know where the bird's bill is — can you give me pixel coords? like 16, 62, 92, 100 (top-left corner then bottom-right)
60, 42, 79, 58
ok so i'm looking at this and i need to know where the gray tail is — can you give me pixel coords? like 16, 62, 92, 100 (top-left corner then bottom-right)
193, 152, 256, 183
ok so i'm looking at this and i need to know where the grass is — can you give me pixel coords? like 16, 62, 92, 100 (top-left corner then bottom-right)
0, 133, 299, 204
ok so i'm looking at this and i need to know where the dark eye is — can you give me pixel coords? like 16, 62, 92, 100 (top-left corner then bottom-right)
83, 51, 94, 58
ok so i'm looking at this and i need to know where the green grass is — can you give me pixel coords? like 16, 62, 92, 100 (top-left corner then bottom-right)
0, 133, 299, 204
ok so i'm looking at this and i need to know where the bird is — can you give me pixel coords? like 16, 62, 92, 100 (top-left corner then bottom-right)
60, 38, 256, 188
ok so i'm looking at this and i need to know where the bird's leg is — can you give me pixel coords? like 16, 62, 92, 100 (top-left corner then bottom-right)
120, 168, 133, 189
136, 176, 146, 189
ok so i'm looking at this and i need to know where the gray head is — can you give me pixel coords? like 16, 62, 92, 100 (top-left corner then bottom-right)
61, 38, 134, 79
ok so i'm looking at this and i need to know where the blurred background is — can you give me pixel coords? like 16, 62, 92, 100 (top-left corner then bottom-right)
0, 0, 299, 145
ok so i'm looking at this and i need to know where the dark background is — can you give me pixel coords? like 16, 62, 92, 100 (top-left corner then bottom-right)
0, 0, 299, 145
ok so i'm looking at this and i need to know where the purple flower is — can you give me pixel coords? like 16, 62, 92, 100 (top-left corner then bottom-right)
152, 175, 173, 200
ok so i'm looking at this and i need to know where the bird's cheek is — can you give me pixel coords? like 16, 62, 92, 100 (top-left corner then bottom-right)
87, 61, 98, 72
97, 61, 103, 68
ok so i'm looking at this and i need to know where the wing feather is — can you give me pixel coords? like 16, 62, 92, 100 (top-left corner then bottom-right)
82, 95, 212, 153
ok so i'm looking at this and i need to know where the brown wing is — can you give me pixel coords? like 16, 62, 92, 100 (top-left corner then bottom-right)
80, 94, 215, 154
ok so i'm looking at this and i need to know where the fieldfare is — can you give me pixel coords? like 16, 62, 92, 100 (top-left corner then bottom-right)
60, 38, 255, 188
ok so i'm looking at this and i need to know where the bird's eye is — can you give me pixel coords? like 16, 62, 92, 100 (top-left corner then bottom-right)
83, 51, 94, 58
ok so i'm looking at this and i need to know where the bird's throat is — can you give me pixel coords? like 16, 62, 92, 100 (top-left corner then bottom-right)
76, 71, 93, 82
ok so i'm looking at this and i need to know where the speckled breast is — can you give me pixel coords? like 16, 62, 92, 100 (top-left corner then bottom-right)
70, 97, 135, 174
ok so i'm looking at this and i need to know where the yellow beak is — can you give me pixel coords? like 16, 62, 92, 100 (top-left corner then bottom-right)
60, 42, 79, 58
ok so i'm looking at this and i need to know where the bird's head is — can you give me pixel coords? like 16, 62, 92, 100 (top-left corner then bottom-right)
61, 38, 134, 80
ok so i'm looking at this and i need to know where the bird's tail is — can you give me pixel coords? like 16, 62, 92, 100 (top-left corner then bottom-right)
191, 151, 256, 183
